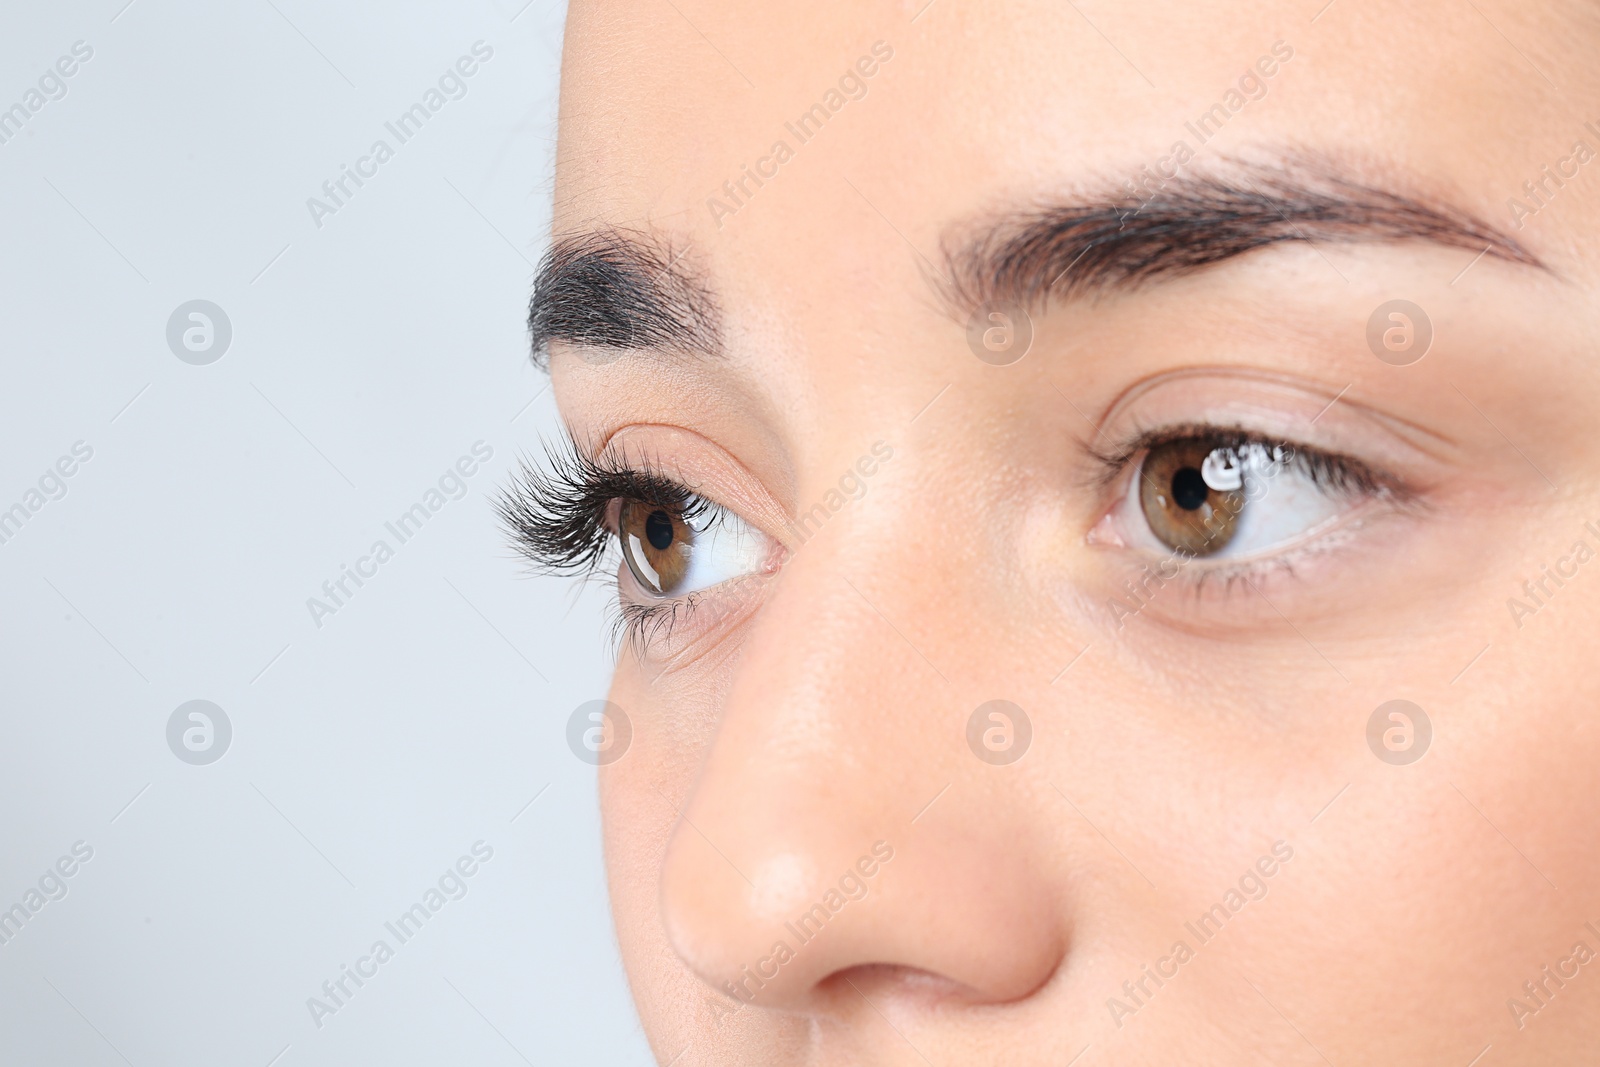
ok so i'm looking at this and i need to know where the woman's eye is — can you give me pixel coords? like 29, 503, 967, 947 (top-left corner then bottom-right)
617, 497, 768, 598
1122, 435, 1352, 560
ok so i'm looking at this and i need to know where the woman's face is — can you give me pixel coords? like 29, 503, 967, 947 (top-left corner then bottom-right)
530, 0, 1600, 1061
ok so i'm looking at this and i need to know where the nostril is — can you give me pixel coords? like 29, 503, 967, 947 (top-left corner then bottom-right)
819, 963, 977, 1014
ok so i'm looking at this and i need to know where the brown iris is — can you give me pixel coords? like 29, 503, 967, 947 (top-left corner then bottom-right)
1138, 439, 1245, 555
619, 499, 693, 595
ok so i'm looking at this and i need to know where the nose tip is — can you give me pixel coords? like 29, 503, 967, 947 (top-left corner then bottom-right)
658, 796, 1067, 1013
660, 825, 869, 1008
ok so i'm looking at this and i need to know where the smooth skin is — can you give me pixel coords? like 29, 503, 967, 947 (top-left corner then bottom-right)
544, 0, 1600, 1062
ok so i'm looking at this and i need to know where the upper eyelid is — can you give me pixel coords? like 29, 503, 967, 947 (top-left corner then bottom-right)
497, 440, 706, 576
1087, 424, 1409, 499
1082, 422, 1254, 492
1089, 423, 1290, 472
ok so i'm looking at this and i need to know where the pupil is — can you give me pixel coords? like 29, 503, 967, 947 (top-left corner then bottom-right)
1170, 467, 1209, 511
645, 509, 675, 550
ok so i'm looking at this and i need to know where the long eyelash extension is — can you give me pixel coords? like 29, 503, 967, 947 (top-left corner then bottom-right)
1086, 422, 1407, 498
494, 436, 708, 576
612, 594, 698, 651
497, 438, 727, 653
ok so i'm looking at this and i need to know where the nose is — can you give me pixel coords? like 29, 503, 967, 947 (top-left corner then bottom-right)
657, 498, 1068, 1014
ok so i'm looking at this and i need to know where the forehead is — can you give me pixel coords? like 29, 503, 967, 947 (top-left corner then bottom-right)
553, 0, 1592, 246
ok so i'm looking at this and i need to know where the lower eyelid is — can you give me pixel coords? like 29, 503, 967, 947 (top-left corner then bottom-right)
1096, 501, 1404, 630
614, 565, 774, 653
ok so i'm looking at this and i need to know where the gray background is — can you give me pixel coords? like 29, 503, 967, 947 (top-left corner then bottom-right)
0, 1, 654, 1062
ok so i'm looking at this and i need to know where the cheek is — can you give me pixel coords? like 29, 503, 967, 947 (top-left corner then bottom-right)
598, 662, 727, 941
1253, 776, 1573, 1036
596, 673, 683, 1029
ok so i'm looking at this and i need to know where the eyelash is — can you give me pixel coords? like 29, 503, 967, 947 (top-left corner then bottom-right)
500, 425, 1416, 643
496, 439, 717, 646
1088, 423, 1416, 594
1087, 423, 1397, 497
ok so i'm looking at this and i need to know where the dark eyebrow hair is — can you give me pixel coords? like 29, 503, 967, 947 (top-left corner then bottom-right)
942, 159, 1546, 314
526, 227, 720, 368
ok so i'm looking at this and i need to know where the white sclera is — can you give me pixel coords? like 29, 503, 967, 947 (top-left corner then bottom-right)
1206, 445, 1344, 559
1125, 442, 1349, 560
624, 501, 768, 597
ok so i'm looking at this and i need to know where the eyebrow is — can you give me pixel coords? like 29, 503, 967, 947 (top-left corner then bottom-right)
528, 160, 1546, 365
527, 228, 721, 368
943, 159, 1545, 314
